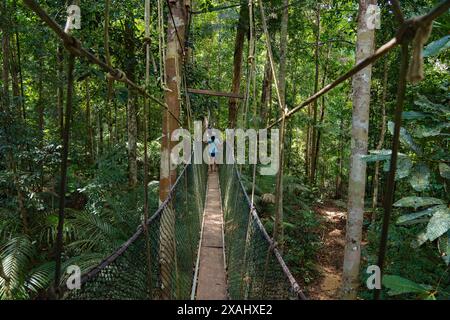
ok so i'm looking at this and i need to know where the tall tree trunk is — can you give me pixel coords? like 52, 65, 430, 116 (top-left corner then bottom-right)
57, 45, 65, 139
312, 45, 331, 181
124, 12, 138, 187
104, 0, 114, 147
273, 0, 289, 249
371, 58, 388, 215
85, 80, 94, 163
54, 54, 75, 294
309, 3, 321, 183
159, 0, 186, 202
335, 115, 344, 199
341, 0, 376, 300
12, 0, 25, 120
159, 0, 187, 300
260, 52, 273, 126
228, 0, 248, 128
1, 1, 10, 115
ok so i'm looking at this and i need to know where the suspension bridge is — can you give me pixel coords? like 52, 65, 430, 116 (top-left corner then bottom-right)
19, 0, 450, 300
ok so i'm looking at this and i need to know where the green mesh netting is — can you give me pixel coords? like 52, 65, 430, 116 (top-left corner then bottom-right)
62, 161, 305, 300
64, 163, 207, 300
219, 164, 306, 300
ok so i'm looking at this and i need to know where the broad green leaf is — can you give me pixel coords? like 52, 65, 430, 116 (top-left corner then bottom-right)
388, 121, 422, 155
426, 207, 450, 242
414, 123, 450, 138
397, 205, 447, 225
402, 111, 430, 120
438, 230, 450, 265
382, 156, 413, 180
393, 197, 444, 209
439, 163, 450, 179
415, 94, 450, 115
361, 150, 406, 163
409, 163, 430, 191
396, 157, 413, 180
382, 275, 431, 296
423, 35, 450, 57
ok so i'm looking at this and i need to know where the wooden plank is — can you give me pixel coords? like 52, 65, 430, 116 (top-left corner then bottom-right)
195, 172, 228, 300
187, 88, 244, 99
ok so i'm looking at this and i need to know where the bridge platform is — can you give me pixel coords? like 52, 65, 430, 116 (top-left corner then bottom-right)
195, 171, 228, 300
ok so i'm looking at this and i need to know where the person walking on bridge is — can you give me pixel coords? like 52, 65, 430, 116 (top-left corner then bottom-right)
208, 135, 218, 172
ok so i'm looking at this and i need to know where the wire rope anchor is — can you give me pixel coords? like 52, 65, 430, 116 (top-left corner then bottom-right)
62, 36, 82, 57
106, 69, 127, 83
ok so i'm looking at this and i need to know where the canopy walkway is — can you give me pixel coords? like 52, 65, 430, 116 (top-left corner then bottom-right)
17, 0, 450, 301
63, 164, 305, 300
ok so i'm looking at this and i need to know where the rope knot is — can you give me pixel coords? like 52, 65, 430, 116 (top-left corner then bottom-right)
408, 18, 433, 84
396, 18, 433, 84
107, 69, 127, 83
63, 36, 82, 57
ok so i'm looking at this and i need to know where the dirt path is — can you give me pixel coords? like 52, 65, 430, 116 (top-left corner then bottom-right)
195, 171, 228, 300
308, 201, 347, 300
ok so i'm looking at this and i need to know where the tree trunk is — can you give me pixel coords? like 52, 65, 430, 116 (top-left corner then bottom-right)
1, 1, 10, 115
309, 3, 321, 183
228, 0, 248, 128
57, 45, 65, 139
335, 115, 344, 199
124, 12, 138, 187
54, 54, 75, 294
104, 0, 114, 148
260, 52, 273, 126
313, 45, 331, 182
273, 0, 289, 248
159, 0, 187, 299
12, 0, 25, 120
371, 58, 388, 215
341, 0, 376, 300
85, 80, 94, 163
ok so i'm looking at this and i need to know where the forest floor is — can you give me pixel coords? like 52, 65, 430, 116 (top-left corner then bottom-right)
307, 200, 347, 300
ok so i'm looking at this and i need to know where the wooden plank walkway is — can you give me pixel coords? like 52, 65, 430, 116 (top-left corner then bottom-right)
195, 171, 228, 300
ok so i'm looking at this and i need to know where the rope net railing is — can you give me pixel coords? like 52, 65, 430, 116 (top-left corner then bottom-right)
219, 164, 307, 300
62, 163, 207, 300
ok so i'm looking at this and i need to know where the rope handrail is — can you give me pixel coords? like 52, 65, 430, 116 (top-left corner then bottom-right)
58, 163, 191, 296
234, 167, 307, 300
267, 0, 450, 129
22, 0, 182, 126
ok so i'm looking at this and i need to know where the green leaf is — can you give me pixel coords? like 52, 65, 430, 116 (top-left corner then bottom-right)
438, 230, 450, 265
397, 205, 447, 225
423, 35, 450, 57
393, 197, 444, 209
439, 163, 450, 179
426, 207, 450, 242
414, 123, 450, 138
409, 163, 430, 191
402, 111, 430, 120
382, 156, 413, 180
415, 94, 450, 115
388, 121, 422, 155
382, 275, 431, 296
361, 149, 401, 162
